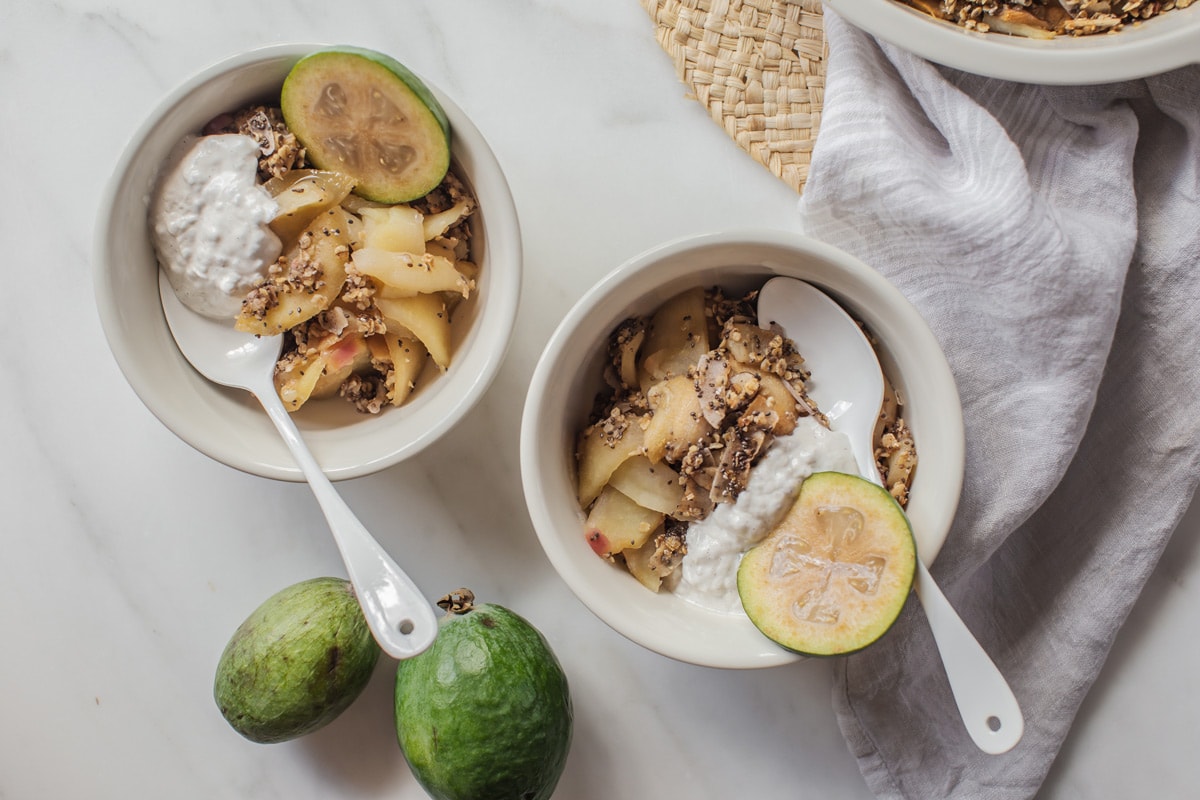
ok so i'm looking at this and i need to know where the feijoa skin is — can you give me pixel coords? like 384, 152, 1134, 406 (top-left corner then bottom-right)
394, 590, 573, 800
214, 577, 380, 743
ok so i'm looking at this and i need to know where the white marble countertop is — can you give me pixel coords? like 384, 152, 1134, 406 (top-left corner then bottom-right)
3, 1, 1198, 798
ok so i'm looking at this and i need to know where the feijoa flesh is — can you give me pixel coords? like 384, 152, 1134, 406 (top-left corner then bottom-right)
738, 472, 916, 656
394, 589, 573, 800
281, 47, 451, 203
213, 577, 380, 743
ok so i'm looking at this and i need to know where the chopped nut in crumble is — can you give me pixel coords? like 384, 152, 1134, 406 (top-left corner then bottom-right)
203, 106, 307, 181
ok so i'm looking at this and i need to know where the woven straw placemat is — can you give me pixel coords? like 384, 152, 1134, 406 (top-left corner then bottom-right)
641, 0, 827, 193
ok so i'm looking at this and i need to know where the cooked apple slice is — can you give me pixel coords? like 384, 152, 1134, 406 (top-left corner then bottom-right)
265, 169, 356, 248
643, 286, 709, 357
623, 526, 666, 591
614, 322, 646, 389
235, 208, 353, 336
352, 248, 472, 298
275, 350, 327, 411
607, 456, 683, 515
643, 375, 713, 463
752, 370, 800, 436
275, 329, 371, 411
383, 333, 428, 405
584, 485, 664, 558
576, 419, 646, 508
358, 205, 426, 253
375, 294, 452, 368
422, 199, 474, 241
623, 526, 687, 592
638, 287, 709, 390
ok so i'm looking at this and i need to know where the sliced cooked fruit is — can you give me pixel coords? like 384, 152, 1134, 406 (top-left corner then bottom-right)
607, 455, 683, 515
623, 526, 685, 592
584, 484, 664, 558
358, 205, 426, 253
235, 207, 353, 336
375, 294, 452, 368
352, 248, 472, 297
575, 419, 646, 508
643, 374, 713, 463
637, 287, 709, 391
274, 332, 372, 411
381, 332, 428, 406
281, 47, 451, 203
737, 471, 916, 657
264, 169, 357, 248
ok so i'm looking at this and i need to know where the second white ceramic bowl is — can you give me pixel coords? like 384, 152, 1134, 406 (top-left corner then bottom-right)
520, 230, 965, 668
828, 0, 1200, 84
95, 45, 521, 481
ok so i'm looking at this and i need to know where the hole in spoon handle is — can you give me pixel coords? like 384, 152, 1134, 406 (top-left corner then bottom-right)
256, 390, 438, 660
915, 560, 1024, 755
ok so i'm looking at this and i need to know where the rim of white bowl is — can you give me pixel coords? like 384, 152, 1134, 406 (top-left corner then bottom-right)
827, 0, 1200, 85
93, 44, 521, 481
520, 229, 965, 668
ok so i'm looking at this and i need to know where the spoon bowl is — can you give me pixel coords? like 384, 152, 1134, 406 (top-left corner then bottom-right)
158, 272, 438, 660
758, 276, 1024, 755
757, 276, 884, 487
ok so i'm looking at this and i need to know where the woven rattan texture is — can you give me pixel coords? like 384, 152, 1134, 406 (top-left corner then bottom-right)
641, 0, 827, 193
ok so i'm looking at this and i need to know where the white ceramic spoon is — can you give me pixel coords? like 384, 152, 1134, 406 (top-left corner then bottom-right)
758, 276, 1023, 755
158, 272, 438, 660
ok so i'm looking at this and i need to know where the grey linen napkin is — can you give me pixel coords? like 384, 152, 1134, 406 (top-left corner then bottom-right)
796, 12, 1200, 799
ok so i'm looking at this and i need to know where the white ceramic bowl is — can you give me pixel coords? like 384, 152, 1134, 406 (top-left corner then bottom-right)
828, 0, 1200, 84
95, 44, 521, 481
520, 230, 965, 668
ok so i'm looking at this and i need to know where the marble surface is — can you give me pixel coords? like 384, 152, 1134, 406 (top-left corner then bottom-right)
2, 1, 1197, 798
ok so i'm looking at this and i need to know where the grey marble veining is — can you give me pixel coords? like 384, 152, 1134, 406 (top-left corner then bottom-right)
2, 2, 1196, 798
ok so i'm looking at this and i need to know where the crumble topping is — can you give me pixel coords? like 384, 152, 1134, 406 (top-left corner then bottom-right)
204, 106, 306, 181
340, 373, 388, 414
901, 0, 1191, 37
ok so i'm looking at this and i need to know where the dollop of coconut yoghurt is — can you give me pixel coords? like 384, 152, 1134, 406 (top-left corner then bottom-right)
150, 134, 282, 319
674, 416, 859, 614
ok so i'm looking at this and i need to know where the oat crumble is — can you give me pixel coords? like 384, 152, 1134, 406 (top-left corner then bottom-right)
901, 0, 1192, 37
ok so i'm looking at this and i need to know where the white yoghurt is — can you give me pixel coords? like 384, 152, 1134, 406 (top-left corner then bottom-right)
150, 134, 282, 319
674, 416, 859, 614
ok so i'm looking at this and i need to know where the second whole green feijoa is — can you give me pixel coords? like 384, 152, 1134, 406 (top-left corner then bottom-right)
214, 576, 380, 743
395, 589, 573, 800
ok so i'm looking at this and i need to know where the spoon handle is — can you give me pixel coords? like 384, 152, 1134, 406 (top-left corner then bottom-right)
914, 559, 1024, 754
256, 384, 439, 660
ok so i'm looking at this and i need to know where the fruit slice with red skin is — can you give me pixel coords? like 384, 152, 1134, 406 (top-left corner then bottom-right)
281, 47, 451, 203
584, 484, 664, 557
737, 471, 916, 656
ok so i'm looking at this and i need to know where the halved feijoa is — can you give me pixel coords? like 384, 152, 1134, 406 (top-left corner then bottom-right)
281, 47, 451, 203
737, 471, 916, 657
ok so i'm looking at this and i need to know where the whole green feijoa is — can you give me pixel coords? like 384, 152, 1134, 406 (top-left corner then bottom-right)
214, 577, 380, 743
395, 589, 573, 800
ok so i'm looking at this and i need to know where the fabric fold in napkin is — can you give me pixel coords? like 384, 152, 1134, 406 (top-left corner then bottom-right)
796, 12, 1200, 799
